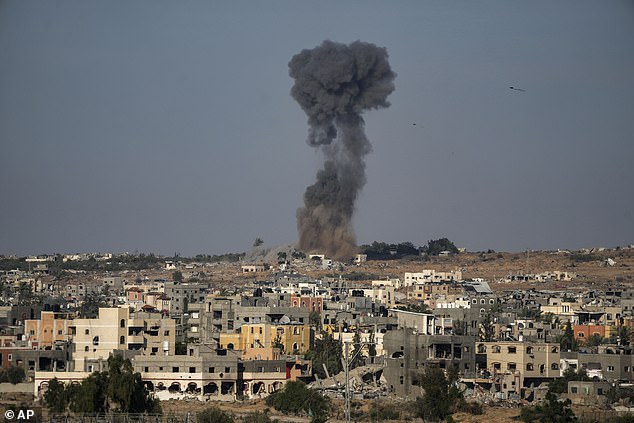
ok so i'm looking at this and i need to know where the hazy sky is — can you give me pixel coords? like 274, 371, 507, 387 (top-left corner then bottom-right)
1, 1, 633, 257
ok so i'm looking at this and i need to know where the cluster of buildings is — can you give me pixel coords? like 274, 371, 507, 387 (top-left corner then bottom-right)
1, 258, 633, 407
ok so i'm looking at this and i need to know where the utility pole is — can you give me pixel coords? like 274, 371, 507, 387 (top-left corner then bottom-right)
344, 341, 350, 423
342, 339, 378, 423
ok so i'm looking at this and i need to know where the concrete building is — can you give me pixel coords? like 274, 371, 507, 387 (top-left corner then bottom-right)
383, 329, 476, 398
403, 270, 462, 287
478, 341, 561, 397
70, 307, 176, 371
241, 265, 266, 273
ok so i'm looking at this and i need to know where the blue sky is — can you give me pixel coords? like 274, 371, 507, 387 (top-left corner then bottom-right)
1, 1, 633, 256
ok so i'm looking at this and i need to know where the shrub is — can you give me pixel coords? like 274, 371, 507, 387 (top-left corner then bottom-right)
369, 402, 400, 420
265, 381, 329, 422
198, 406, 234, 423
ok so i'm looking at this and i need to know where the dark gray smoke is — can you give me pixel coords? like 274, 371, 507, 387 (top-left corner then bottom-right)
289, 40, 396, 259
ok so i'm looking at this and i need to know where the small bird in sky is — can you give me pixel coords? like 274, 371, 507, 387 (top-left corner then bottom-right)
509, 86, 526, 92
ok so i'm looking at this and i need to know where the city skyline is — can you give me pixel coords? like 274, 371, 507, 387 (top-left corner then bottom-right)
1, 1, 633, 257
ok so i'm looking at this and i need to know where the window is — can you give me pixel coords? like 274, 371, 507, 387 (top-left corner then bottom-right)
189, 367, 196, 373
84, 346, 89, 352
120, 336, 125, 345
607, 366, 615, 372
571, 387, 578, 394
508, 363, 517, 371
144, 367, 149, 372
578, 332, 585, 337
58, 330, 62, 335
164, 330, 170, 336
492, 345, 501, 353
526, 346, 533, 354
120, 319, 126, 328
493, 362, 501, 370
507, 347, 517, 354
85, 329, 90, 335
551, 346, 558, 353
92, 336, 99, 346
224, 367, 231, 373
551, 363, 559, 370
526, 363, 534, 371
172, 367, 179, 372
209, 367, 215, 373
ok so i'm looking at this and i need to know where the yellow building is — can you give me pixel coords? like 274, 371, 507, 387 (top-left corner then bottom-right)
25, 311, 73, 348
219, 323, 312, 354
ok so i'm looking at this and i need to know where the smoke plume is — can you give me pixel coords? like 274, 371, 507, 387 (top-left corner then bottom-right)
289, 40, 396, 260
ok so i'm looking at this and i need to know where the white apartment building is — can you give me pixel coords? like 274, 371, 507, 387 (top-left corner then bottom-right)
403, 270, 463, 287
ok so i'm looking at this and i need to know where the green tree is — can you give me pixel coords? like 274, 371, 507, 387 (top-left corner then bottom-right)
349, 328, 365, 370
266, 381, 329, 423
305, 332, 343, 379
172, 271, 183, 282
198, 406, 234, 423
106, 354, 161, 413
272, 334, 285, 354
422, 238, 459, 256
43, 378, 68, 413
309, 311, 322, 331
253, 237, 264, 247
614, 325, 631, 346
520, 391, 577, 422
291, 251, 306, 260
585, 333, 604, 347
415, 366, 460, 422
479, 312, 496, 342
560, 321, 578, 352
79, 292, 107, 318
277, 252, 287, 263
69, 372, 108, 413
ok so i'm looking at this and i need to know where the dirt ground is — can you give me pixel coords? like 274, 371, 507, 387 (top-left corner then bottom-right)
160, 398, 525, 422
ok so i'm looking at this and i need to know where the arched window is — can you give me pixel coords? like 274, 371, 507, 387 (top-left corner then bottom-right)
120, 319, 126, 328
93, 336, 99, 346
120, 336, 125, 345
85, 329, 90, 335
